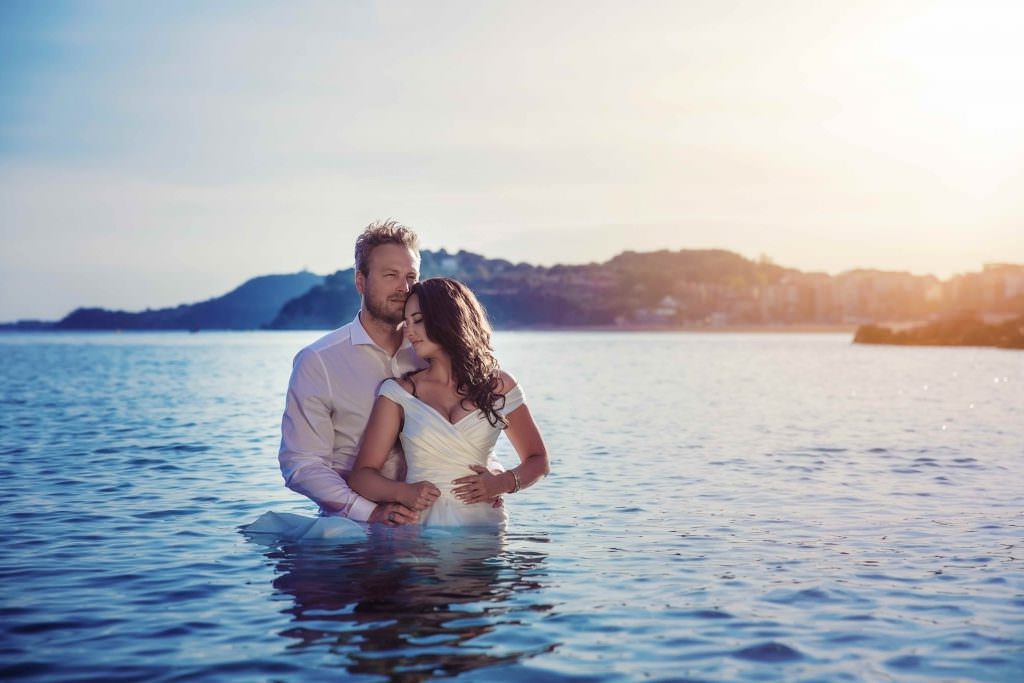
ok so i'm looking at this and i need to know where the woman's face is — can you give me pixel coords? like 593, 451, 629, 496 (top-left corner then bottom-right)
403, 293, 441, 359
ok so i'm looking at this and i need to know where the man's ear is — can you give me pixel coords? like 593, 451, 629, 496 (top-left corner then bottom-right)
355, 269, 365, 296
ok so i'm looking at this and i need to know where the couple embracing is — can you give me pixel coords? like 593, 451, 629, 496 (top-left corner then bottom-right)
277, 220, 550, 531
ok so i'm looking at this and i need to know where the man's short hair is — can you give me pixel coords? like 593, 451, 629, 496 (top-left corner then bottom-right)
354, 219, 420, 276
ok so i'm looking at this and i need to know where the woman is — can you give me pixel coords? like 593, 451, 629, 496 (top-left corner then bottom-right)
349, 277, 549, 528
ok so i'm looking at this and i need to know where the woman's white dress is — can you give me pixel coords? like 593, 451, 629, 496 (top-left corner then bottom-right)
377, 378, 524, 529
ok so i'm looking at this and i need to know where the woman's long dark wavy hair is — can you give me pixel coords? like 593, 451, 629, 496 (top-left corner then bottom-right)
406, 278, 507, 427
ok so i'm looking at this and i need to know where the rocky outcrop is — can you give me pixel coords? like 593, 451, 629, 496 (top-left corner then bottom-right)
854, 315, 1024, 349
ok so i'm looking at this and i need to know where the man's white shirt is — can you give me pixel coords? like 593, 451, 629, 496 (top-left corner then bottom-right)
279, 314, 424, 521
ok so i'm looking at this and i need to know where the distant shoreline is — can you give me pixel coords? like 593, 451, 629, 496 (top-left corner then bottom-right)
499, 323, 857, 334
0, 323, 858, 335
9, 249, 1022, 336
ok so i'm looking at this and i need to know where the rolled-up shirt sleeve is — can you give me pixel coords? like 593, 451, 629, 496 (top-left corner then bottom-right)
278, 348, 377, 522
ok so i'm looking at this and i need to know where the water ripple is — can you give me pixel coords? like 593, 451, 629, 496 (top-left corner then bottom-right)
1, 331, 1022, 681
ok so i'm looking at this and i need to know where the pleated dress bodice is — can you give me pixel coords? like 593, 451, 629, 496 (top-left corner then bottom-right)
377, 378, 525, 528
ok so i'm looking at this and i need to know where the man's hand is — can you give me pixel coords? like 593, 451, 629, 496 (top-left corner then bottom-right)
398, 481, 441, 511
368, 502, 420, 526
452, 464, 507, 505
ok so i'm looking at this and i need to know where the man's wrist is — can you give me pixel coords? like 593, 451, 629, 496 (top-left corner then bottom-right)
347, 496, 377, 522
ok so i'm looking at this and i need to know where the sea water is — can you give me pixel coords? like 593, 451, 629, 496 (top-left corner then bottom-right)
0, 331, 1021, 681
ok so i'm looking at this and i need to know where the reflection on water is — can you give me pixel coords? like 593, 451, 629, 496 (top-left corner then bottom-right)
246, 527, 554, 680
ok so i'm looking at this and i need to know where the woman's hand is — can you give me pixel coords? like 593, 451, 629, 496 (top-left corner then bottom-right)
399, 480, 441, 511
452, 464, 508, 504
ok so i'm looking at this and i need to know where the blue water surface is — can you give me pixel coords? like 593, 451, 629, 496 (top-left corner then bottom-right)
1, 331, 1021, 681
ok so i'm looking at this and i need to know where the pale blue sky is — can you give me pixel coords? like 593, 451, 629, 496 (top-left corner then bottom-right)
2, 0, 1023, 320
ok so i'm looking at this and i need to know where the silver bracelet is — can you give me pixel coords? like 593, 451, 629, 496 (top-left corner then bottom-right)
510, 469, 521, 493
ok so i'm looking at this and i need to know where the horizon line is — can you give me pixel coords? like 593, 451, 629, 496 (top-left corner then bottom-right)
4, 245, 1022, 325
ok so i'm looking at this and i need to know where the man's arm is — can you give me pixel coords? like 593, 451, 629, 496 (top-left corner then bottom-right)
278, 348, 379, 521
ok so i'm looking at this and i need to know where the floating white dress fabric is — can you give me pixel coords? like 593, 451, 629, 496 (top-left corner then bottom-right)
377, 378, 524, 529
243, 510, 366, 541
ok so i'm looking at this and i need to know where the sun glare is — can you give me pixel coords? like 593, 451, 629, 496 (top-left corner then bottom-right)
886, 3, 1024, 138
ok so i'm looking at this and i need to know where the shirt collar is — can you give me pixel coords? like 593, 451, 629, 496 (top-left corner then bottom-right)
350, 312, 375, 346
351, 311, 415, 353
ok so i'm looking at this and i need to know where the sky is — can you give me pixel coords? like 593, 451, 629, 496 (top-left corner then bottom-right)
2, 0, 1022, 321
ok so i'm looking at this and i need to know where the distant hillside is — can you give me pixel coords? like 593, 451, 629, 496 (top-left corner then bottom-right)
267, 248, 789, 329
6, 247, 1020, 333
55, 271, 324, 330
268, 249, 606, 329
267, 270, 361, 330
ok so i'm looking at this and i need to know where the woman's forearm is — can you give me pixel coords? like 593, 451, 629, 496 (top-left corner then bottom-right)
350, 395, 409, 506
348, 467, 408, 504
505, 453, 549, 493
502, 403, 549, 495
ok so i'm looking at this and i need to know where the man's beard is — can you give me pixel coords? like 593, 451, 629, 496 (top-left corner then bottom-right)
364, 289, 405, 326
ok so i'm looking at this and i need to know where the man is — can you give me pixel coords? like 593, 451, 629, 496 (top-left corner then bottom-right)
279, 220, 425, 526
